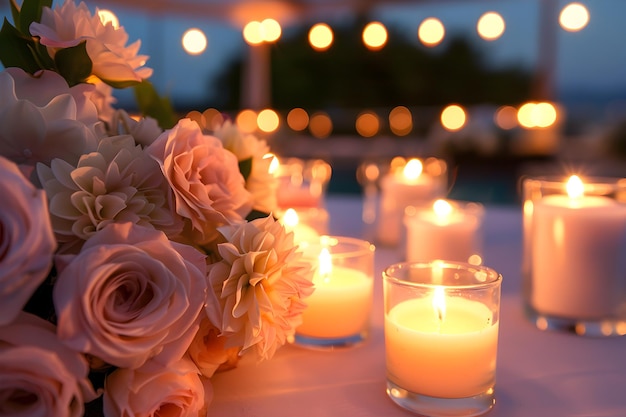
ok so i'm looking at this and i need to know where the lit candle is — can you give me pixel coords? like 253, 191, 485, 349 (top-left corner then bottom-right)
404, 199, 483, 264
297, 242, 373, 341
377, 158, 446, 246
385, 287, 499, 398
279, 208, 320, 243
530, 175, 626, 319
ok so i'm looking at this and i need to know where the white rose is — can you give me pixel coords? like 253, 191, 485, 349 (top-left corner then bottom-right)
0, 68, 99, 179
53, 222, 207, 369
0, 156, 56, 326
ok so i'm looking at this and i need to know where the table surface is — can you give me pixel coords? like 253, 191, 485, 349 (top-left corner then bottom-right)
209, 195, 626, 417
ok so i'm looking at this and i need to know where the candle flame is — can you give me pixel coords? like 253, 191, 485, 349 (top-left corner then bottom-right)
433, 199, 453, 219
267, 153, 280, 175
282, 208, 299, 227
403, 158, 423, 181
318, 248, 332, 281
432, 286, 446, 323
566, 175, 584, 199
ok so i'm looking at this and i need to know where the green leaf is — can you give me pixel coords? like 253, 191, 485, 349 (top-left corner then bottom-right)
9, 0, 20, 31
101, 78, 141, 89
238, 157, 253, 181
20, 0, 52, 35
133, 80, 178, 129
54, 41, 92, 86
0, 18, 41, 72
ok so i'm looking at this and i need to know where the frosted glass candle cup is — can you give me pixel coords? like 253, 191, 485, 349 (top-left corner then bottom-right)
295, 236, 376, 348
404, 199, 484, 264
522, 176, 626, 336
383, 261, 502, 416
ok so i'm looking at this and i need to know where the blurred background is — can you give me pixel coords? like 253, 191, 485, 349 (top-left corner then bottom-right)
5, 0, 626, 205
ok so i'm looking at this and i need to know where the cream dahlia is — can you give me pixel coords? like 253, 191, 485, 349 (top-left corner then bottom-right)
30, 0, 152, 84
37, 134, 182, 253
206, 215, 314, 360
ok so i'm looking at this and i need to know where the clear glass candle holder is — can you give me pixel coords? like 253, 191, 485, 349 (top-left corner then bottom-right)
375, 157, 448, 247
383, 261, 502, 417
522, 175, 626, 336
404, 199, 484, 265
294, 236, 375, 349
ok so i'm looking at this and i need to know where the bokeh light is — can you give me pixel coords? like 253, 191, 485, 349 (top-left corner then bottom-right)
418, 17, 445, 47
494, 105, 518, 130
257, 109, 280, 133
560, 2, 590, 32
355, 111, 381, 137
362, 22, 388, 50
309, 112, 333, 138
477, 12, 505, 40
243, 21, 264, 45
389, 106, 413, 136
236, 109, 258, 133
309, 23, 334, 51
182, 28, 207, 55
203, 108, 224, 131
440, 105, 467, 131
517, 102, 558, 128
261, 18, 282, 42
97, 9, 119, 29
287, 108, 310, 131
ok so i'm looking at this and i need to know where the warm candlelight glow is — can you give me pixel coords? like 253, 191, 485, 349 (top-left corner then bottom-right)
97, 9, 119, 28
403, 159, 423, 181
560, 2, 590, 32
257, 108, 279, 133
283, 208, 299, 227
182, 28, 207, 55
267, 153, 279, 175
356, 111, 380, 137
477, 12, 505, 41
362, 22, 388, 50
432, 286, 446, 323
433, 199, 453, 219
441, 105, 467, 131
309, 23, 334, 51
566, 175, 584, 199
418, 17, 445, 46
318, 247, 332, 281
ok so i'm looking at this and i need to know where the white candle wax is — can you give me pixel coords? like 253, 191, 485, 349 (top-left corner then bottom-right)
385, 296, 498, 398
297, 265, 372, 338
377, 168, 444, 246
405, 200, 481, 263
531, 194, 626, 318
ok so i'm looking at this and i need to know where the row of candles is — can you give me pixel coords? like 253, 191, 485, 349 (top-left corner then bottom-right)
273, 155, 626, 416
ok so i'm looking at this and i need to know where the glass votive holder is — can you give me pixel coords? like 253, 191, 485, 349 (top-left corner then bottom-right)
274, 157, 332, 210
522, 175, 626, 336
376, 157, 447, 247
404, 199, 484, 265
383, 261, 502, 417
278, 207, 329, 244
295, 236, 376, 348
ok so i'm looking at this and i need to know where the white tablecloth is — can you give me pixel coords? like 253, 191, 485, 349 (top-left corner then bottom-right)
209, 196, 626, 417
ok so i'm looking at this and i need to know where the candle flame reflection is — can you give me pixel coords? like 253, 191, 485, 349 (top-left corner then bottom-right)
566, 175, 584, 199
283, 208, 299, 227
318, 248, 332, 282
432, 286, 446, 325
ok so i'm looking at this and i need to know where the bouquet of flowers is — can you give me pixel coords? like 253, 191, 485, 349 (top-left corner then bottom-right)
0, 1, 315, 416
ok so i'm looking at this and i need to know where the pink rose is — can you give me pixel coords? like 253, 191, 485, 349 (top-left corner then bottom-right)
53, 222, 207, 369
187, 317, 241, 378
147, 118, 253, 246
103, 358, 212, 417
0, 156, 56, 326
0, 312, 97, 417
